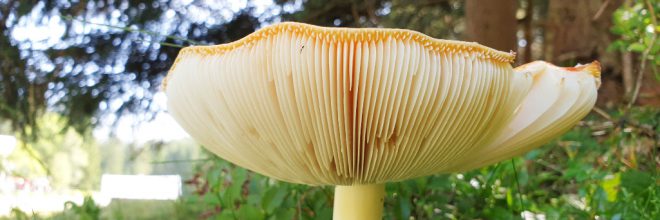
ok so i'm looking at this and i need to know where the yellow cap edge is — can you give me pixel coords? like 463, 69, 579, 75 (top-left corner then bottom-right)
162, 22, 517, 90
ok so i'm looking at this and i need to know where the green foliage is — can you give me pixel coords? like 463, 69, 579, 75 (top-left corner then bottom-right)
609, 0, 659, 78
8, 208, 39, 220
609, 1, 658, 52
4, 113, 656, 220
181, 158, 333, 219
100, 199, 191, 220
178, 107, 658, 220
7, 113, 100, 190
63, 196, 101, 220
4, 197, 101, 220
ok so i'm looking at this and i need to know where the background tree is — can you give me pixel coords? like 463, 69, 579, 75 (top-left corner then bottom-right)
465, 0, 517, 52
7, 113, 100, 190
0, 0, 263, 138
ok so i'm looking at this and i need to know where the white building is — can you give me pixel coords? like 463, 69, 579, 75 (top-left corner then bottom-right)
100, 174, 182, 200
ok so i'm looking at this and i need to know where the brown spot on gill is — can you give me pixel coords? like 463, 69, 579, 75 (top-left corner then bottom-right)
387, 130, 399, 146
247, 126, 259, 138
329, 158, 337, 173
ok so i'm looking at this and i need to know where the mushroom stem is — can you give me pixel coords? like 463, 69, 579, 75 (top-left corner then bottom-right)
333, 184, 385, 220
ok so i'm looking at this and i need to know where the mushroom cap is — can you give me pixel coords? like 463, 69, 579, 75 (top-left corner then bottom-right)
164, 22, 599, 185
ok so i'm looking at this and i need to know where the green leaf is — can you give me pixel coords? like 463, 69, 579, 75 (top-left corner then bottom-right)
237, 205, 265, 220
217, 211, 235, 220
506, 188, 514, 208
415, 177, 428, 193
224, 183, 243, 204
607, 40, 626, 52
273, 208, 295, 220
524, 149, 542, 160
316, 208, 332, 220
428, 175, 451, 189
484, 207, 515, 220
262, 187, 288, 214
247, 194, 261, 206
203, 193, 220, 205
621, 170, 653, 195
208, 168, 222, 187
232, 168, 248, 185
628, 43, 646, 52
398, 197, 411, 219
600, 173, 621, 202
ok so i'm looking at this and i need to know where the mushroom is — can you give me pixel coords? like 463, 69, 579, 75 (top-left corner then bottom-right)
164, 22, 600, 219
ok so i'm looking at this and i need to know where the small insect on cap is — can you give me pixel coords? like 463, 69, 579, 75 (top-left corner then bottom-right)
164, 22, 599, 186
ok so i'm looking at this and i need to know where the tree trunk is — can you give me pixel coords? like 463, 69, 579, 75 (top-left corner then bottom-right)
622, 51, 634, 98
545, 0, 622, 64
465, 0, 517, 52
543, 0, 660, 107
523, 0, 534, 63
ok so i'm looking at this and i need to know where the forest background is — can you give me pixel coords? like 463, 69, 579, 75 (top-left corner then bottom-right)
0, 0, 658, 219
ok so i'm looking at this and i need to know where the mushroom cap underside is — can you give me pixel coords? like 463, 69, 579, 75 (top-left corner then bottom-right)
165, 22, 599, 185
